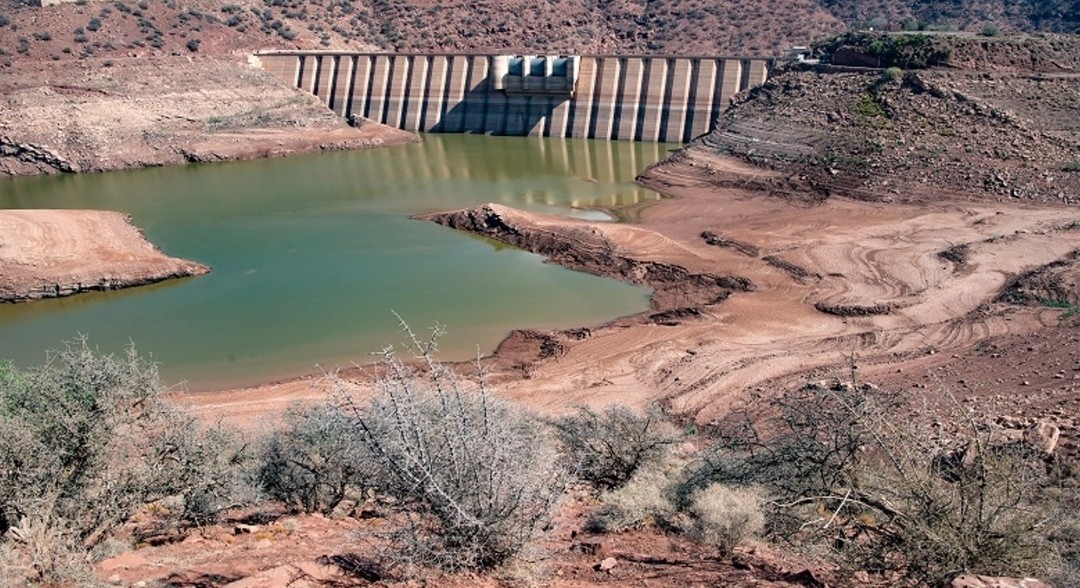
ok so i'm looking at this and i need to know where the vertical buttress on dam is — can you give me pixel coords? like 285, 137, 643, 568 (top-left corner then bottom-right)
255, 52, 773, 143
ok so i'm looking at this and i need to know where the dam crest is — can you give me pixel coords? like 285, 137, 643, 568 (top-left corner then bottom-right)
255, 52, 774, 143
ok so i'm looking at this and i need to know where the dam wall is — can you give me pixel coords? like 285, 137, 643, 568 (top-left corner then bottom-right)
255, 52, 773, 143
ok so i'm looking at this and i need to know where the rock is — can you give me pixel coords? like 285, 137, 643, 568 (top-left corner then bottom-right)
234, 523, 259, 535
594, 556, 618, 572
785, 568, 828, 588
1023, 420, 1060, 455
97, 551, 150, 574
570, 539, 608, 556
329, 499, 357, 520
181, 534, 204, 546
949, 575, 1053, 588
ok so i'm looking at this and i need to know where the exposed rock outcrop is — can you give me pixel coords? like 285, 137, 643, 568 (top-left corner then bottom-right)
416, 203, 754, 312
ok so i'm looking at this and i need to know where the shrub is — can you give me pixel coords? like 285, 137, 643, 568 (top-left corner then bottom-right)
0, 12, 9, 28
688, 484, 765, 554
587, 457, 683, 533
981, 23, 1001, 37
185, 38, 201, 52
882, 66, 903, 81
86, 18, 102, 32
688, 381, 1061, 585
815, 32, 952, 69
255, 404, 372, 515
0, 341, 249, 583
333, 324, 563, 571
552, 404, 680, 490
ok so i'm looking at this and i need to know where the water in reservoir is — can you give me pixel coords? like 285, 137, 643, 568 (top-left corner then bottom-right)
0, 135, 674, 390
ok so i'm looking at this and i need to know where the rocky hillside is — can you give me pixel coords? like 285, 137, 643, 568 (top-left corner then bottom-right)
1, 0, 1075, 63
0, 0, 843, 61
663, 34, 1080, 206
813, 0, 1080, 34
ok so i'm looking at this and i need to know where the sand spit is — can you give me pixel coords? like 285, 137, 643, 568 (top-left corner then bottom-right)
0, 209, 209, 302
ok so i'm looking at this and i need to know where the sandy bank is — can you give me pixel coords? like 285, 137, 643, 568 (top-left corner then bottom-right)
0, 209, 208, 302
180, 149, 1080, 427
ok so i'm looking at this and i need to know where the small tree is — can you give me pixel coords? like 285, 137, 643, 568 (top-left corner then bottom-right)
333, 323, 563, 571
552, 404, 681, 490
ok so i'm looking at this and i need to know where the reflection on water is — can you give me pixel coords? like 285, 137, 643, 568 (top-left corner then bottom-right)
0, 135, 676, 390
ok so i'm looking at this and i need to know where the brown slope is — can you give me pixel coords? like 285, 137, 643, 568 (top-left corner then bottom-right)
663, 57, 1080, 206
0, 55, 418, 176
0, 0, 841, 62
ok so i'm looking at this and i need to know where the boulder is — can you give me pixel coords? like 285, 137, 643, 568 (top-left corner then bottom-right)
1023, 420, 1059, 455
594, 556, 618, 572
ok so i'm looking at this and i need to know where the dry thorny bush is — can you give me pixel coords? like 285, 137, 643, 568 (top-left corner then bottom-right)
551, 403, 682, 491
686, 378, 1075, 585
330, 321, 564, 572
255, 403, 376, 516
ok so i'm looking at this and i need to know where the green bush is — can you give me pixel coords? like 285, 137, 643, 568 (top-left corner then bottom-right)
882, 66, 903, 81
815, 32, 952, 69
981, 23, 1001, 37
0, 341, 248, 583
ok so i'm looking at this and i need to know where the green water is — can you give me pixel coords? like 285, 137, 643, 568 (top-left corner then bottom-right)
0, 135, 673, 390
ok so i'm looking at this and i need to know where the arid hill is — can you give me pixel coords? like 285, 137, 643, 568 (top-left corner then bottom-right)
1, 0, 1075, 64
661, 34, 1080, 206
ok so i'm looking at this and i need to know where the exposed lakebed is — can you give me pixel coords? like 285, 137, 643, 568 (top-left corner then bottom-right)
0, 135, 673, 390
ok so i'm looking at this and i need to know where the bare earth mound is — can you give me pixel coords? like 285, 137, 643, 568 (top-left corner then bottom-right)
0, 56, 418, 176
0, 209, 209, 302
412, 172, 1080, 423
679, 37, 1080, 207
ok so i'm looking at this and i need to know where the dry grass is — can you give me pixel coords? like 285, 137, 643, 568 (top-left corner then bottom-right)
688, 484, 766, 554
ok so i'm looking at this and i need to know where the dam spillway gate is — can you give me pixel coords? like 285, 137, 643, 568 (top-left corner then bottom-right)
255, 52, 774, 143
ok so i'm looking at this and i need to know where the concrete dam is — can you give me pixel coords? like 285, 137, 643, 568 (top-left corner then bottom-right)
255, 52, 774, 143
